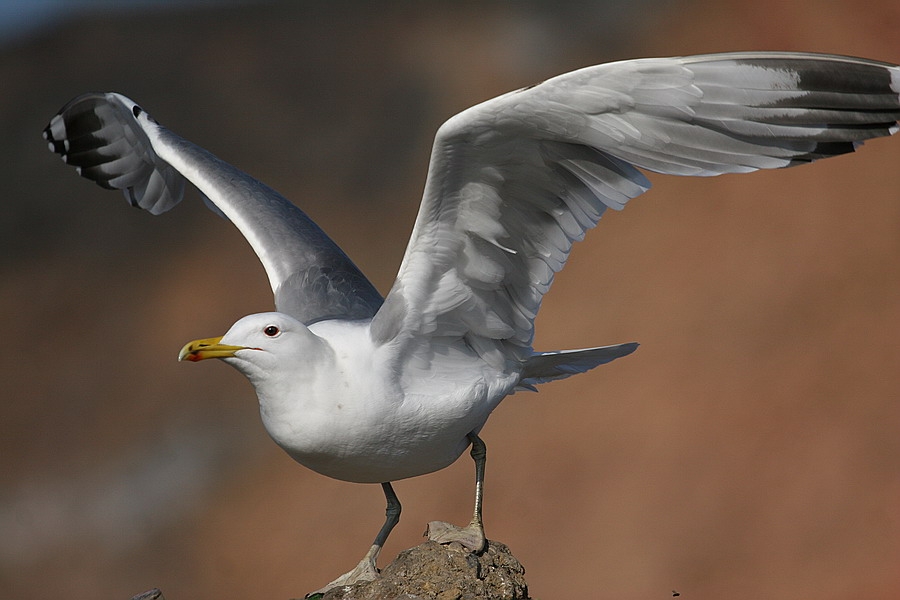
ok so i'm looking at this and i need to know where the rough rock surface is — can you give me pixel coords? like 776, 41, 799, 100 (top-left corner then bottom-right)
127, 540, 530, 600
315, 540, 531, 600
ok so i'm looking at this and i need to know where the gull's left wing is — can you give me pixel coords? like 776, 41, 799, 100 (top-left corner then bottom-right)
44, 93, 383, 324
370, 52, 900, 372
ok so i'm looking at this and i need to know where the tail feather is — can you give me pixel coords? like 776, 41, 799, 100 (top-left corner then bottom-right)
518, 342, 639, 391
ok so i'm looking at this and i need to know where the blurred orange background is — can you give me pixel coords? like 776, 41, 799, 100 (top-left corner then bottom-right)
2, 2, 899, 599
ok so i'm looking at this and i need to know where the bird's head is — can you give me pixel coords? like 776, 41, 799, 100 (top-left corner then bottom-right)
178, 312, 329, 384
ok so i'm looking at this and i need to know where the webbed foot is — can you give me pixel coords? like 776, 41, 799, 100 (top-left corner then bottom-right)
305, 545, 379, 598
425, 519, 486, 552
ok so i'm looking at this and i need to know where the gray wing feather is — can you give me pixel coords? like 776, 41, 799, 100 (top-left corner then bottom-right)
44, 92, 383, 324
44, 93, 185, 214
371, 52, 900, 371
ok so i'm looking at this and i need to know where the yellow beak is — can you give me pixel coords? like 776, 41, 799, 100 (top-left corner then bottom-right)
178, 336, 246, 362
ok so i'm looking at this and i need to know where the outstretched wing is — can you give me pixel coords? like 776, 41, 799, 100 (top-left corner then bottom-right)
44, 92, 383, 324
370, 52, 900, 370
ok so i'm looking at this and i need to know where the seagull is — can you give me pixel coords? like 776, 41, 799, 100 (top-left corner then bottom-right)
44, 52, 900, 594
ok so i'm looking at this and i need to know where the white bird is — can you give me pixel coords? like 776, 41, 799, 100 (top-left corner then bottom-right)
44, 52, 900, 595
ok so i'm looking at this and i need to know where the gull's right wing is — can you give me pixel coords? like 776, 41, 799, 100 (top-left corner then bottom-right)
44, 92, 383, 324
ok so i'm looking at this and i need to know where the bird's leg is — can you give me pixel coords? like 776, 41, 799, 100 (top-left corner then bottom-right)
306, 482, 401, 597
426, 433, 487, 552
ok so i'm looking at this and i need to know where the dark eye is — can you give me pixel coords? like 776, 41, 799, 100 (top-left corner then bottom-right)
263, 325, 280, 337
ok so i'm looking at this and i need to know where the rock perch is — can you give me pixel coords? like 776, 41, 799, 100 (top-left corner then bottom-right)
128, 540, 531, 600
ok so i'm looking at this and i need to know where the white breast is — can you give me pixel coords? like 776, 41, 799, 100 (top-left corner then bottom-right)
255, 320, 513, 483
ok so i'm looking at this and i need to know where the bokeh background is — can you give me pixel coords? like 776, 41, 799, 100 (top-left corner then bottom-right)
2, 1, 899, 599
